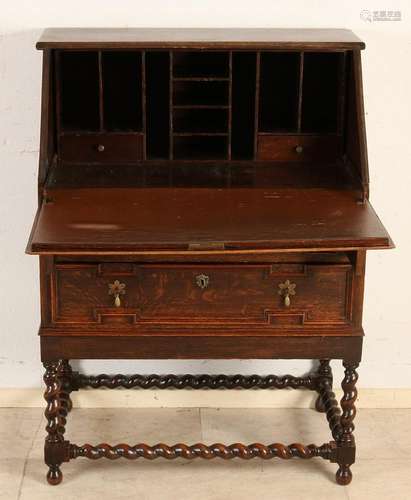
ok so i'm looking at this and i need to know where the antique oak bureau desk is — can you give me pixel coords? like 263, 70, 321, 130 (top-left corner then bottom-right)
27, 28, 392, 486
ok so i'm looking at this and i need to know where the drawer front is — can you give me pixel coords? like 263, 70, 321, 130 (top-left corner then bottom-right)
256, 134, 341, 162
60, 133, 144, 163
50, 262, 353, 329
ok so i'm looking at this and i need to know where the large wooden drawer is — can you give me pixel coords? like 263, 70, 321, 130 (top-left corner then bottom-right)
49, 262, 354, 330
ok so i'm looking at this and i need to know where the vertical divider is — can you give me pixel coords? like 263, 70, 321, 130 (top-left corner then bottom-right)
141, 50, 147, 159
228, 54, 232, 179
297, 52, 304, 133
253, 52, 261, 160
54, 51, 62, 157
228, 51, 233, 160
337, 52, 347, 136
169, 51, 173, 160
98, 51, 104, 132
166, 53, 172, 183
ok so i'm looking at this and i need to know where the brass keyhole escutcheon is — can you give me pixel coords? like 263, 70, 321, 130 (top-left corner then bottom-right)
196, 274, 209, 290
108, 280, 126, 307
278, 280, 296, 307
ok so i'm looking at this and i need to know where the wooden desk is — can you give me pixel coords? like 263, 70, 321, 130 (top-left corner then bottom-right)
28, 28, 392, 486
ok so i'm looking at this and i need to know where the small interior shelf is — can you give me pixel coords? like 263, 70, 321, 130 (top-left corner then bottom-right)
173, 52, 229, 78
173, 80, 228, 106
173, 105, 229, 109
173, 77, 230, 81
173, 133, 228, 136
173, 108, 228, 133
173, 135, 228, 160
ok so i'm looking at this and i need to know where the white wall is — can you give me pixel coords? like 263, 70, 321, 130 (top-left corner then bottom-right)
0, 1, 410, 389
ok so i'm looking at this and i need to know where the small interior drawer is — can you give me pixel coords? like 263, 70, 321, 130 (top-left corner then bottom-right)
256, 135, 341, 162
60, 133, 144, 163
49, 262, 353, 330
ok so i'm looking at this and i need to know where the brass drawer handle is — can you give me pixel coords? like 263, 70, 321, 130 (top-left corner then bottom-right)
278, 280, 296, 307
97, 144, 105, 152
196, 274, 209, 289
108, 280, 126, 307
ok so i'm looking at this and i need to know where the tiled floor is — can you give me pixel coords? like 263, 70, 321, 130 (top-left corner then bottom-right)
1, 407, 410, 499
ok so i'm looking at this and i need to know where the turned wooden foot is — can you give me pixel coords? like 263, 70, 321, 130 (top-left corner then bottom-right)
43, 360, 71, 485
334, 360, 359, 486
47, 465, 63, 485
336, 464, 352, 485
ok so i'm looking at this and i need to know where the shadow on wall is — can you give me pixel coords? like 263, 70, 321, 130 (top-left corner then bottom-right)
1, 30, 45, 155
0, 30, 46, 388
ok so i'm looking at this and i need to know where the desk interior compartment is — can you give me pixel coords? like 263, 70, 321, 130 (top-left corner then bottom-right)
59, 51, 100, 131
146, 51, 170, 159
258, 52, 300, 133
173, 135, 228, 160
231, 52, 257, 160
173, 80, 228, 106
101, 51, 143, 132
173, 108, 228, 133
173, 51, 229, 78
301, 52, 342, 133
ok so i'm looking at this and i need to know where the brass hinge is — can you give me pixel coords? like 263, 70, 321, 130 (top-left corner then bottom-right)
188, 242, 225, 251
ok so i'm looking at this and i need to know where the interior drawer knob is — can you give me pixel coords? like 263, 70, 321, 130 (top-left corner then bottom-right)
278, 280, 296, 307
295, 145, 303, 154
196, 274, 210, 289
97, 144, 105, 152
108, 280, 126, 307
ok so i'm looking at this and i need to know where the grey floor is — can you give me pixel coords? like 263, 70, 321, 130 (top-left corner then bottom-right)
1, 407, 411, 499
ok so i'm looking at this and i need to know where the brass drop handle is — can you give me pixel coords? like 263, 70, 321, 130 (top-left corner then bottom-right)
278, 280, 296, 307
108, 280, 126, 307
97, 144, 105, 152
